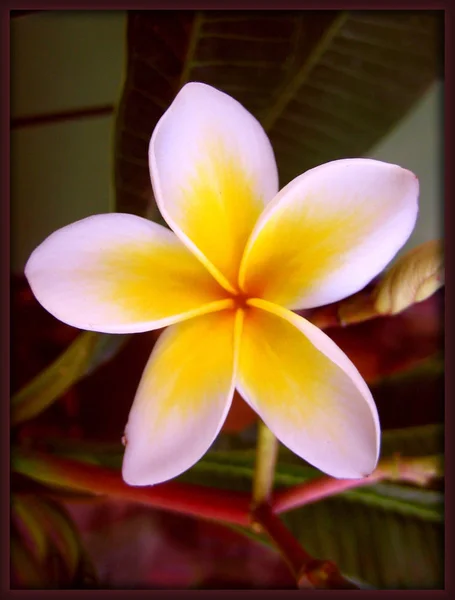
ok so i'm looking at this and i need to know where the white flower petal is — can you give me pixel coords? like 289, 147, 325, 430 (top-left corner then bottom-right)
25, 213, 230, 334
122, 310, 239, 486
238, 299, 380, 479
150, 82, 279, 292
240, 159, 419, 309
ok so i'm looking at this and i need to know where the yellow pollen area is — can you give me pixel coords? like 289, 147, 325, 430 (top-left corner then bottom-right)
229, 291, 253, 311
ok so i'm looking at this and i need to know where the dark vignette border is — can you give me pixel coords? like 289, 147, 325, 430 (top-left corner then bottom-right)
3, 1, 452, 598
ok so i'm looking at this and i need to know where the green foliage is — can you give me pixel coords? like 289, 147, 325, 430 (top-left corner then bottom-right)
11, 495, 97, 589
14, 424, 443, 588
115, 11, 440, 218
200, 426, 444, 588
11, 332, 130, 426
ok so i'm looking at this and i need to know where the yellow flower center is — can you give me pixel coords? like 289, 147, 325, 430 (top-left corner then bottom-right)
230, 291, 251, 311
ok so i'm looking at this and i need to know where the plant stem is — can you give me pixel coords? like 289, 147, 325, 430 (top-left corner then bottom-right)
12, 448, 251, 526
273, 474, 379, 514
13, 446, 441, 535
252, 503, 358, 589
252, 420, 279, 508
272, 454, 443, 514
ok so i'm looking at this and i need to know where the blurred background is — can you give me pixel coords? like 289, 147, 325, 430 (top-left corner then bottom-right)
10, 10, 444, 589
11, 10, 442, 273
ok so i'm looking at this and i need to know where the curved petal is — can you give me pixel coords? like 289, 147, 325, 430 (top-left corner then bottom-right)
122, 310, 240, 486
149, 82, 279, 292
25, 213, 231, 334
240, 159, 419, 309
237, 299, 380, 478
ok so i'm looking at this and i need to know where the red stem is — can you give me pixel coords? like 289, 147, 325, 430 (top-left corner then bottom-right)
272, 453, 442, 514
13, 450, 251, 526
252, 503, 358, 589
272, 473, 380, 514
253, 503, 312, 576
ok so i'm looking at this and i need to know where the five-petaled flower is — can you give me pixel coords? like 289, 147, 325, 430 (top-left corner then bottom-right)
25, 83, 419, 486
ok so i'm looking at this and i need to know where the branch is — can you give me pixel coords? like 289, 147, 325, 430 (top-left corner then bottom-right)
272, 454, 443, 514
252, 503, 358, 589
12, 448, 251, 526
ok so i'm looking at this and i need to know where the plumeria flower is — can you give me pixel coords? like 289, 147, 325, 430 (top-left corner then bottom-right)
25, 83, 419, 486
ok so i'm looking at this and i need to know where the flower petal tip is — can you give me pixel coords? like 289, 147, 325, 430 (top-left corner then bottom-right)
121, 463, 157, 487
324, 455, 379, 480
121, 447, 178, 487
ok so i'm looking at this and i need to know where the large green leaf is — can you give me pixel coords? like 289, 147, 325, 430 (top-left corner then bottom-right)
115, 10, 440, 217
11, 494, 97, 588
11, 332, 130, 426
10, 534, 48, 589
205, 425, 444, 589
282, 496, 442, 589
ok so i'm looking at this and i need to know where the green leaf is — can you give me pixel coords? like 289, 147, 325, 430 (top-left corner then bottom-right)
17, 424, 443, 588
32, 499, 82, 580
82, 332, 131, 378
11, 534, 49, 589
11, 495, 49, 564
115, 11, 440, 216
179, 424, 444, 588
11, 331, 129, 426
282, 495, 442, 589
380, 423, 443, 457
11, 494, 94, 588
